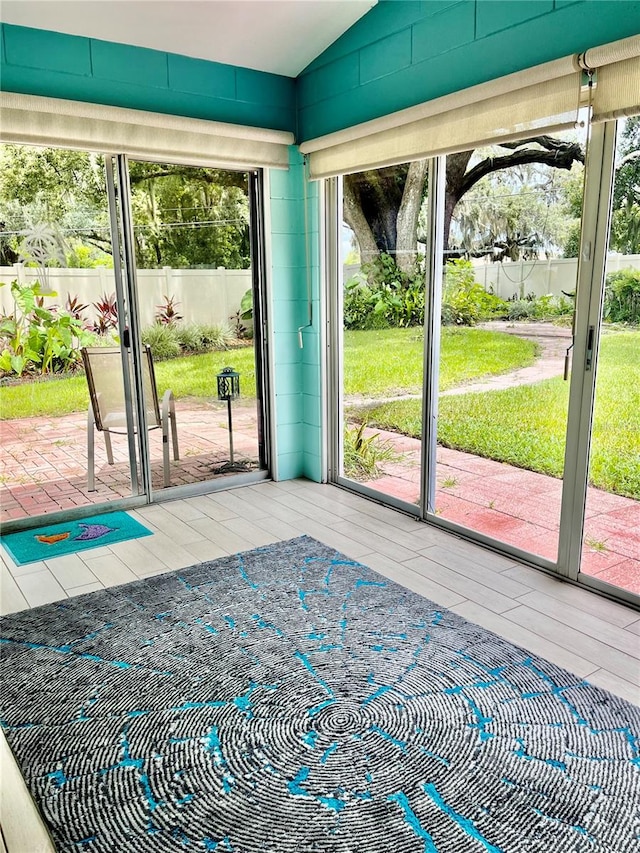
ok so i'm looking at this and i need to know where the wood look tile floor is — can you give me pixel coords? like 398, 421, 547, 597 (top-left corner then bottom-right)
1, 479, 639, 852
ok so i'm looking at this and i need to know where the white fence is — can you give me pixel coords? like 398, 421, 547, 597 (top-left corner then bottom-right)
0, 265, 252, 329
344, 255, 640, 300
472, 255, 640, 300
4, 254, 639, 325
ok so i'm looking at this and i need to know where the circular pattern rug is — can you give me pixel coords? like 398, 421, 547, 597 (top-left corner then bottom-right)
1, 536, 639, 852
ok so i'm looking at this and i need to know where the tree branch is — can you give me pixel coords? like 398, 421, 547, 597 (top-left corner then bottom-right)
456, 143, 585, 203
83, 235, 113, 255
129, 168, 246, 188
497, 135, 583, 156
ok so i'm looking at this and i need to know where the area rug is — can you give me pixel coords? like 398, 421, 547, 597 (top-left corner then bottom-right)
0, 511, 153, 565
1, 536, 638, 852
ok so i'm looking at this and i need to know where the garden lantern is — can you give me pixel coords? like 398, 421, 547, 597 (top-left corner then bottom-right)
217, 367, 240, 464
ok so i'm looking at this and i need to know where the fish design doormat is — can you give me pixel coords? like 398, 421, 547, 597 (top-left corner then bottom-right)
0, 511, 152, 565
1, 535, 639, 852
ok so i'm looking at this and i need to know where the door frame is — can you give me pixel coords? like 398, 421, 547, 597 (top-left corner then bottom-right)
557, 121, 617, 582
558, 121, 639, 607
117, 156, 274, 503
105, 155, 150, 498
1, 149, 274, 534
248, 168, 272, 475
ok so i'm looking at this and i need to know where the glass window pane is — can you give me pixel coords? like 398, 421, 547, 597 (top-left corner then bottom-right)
339, 163, 427, 508
0, 143, 141, 522
433, 128, 587, 561
580, 118, 640, 596
127, 161, 265, 489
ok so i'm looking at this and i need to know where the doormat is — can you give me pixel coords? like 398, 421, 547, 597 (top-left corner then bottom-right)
0, 511, 152, 565
1, 536, 638, 852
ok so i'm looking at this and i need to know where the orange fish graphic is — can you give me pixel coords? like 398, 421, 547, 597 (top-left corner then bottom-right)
36, 532, 70, 545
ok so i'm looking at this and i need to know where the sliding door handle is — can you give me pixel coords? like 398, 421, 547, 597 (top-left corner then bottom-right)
585, 325, 595, 371
563, 342, 574, 380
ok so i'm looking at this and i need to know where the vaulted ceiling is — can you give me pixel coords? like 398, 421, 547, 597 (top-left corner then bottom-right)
0, 0, 376, 77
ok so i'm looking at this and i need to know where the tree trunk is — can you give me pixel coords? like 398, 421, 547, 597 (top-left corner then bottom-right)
343, 178, 379, 264
396, 159, 428, 273
443, 150, 473, 254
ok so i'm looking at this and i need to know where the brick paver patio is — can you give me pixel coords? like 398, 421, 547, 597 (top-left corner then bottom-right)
0, 400, 261, 521
347, 322, 638, 596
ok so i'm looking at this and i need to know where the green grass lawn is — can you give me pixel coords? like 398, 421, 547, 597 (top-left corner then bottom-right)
363, 331, 640, 498
154, 349, 258, 400
0, 348, 258, 420
0, 327, 533, 419
344, 327, 537, 395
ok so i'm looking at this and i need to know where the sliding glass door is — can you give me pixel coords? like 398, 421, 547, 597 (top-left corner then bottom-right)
328, 117, 639, 604
334, 162, 427, 512
0, 146, 270, 525
577, 119, 639, 598
124, 159, 268, 492
580, 289, 640, 596
0, 144, 143, 524
431, 128, 586, 563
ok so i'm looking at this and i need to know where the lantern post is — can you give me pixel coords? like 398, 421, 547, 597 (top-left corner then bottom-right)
216, 367, 240, 465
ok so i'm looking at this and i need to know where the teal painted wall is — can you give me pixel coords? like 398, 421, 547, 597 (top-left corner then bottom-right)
268, 149, 322, 481
0, 23, 296, 131
300, 175, 323, 483
298, 0, 640, 140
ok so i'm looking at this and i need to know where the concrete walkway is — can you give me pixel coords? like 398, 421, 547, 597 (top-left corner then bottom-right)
349, 320, 572, 412
442, 321, 571, 395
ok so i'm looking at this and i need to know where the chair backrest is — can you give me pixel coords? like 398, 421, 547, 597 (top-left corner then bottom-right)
81, 346, 161, 433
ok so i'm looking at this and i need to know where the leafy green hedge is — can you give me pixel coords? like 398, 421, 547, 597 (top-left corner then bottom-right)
343, 254, 425, 330
141, 322, 237, 360
604, 268, 640, 324
343, 256, 508, 330
441, 259, 507, 325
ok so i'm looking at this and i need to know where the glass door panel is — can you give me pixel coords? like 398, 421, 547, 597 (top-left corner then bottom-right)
338, 163, 428, 509
126, 160, 266, 491
0, 143, 141, 523
431, 129, 587, 561
580, 119, 640, 595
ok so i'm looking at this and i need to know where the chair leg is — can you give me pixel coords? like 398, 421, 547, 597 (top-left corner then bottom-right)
161, 391, 172, 488
159, 390, 179, 488
87, 405, 96, 492
103, 431, 114, 465
169, 393, 179, 461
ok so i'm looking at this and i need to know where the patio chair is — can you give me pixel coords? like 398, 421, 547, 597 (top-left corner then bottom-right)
81, 346, 179, 491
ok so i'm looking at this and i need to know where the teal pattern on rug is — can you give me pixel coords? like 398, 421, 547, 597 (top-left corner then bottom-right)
1, 511, 152, 565
1, 536, 639, 852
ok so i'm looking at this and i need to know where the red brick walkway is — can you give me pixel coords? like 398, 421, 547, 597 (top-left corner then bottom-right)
1, 403, 637, 596
359, 428, 640, 596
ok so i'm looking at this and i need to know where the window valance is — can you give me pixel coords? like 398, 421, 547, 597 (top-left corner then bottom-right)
0, 93, 294, 170
301, 35, 640, 179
